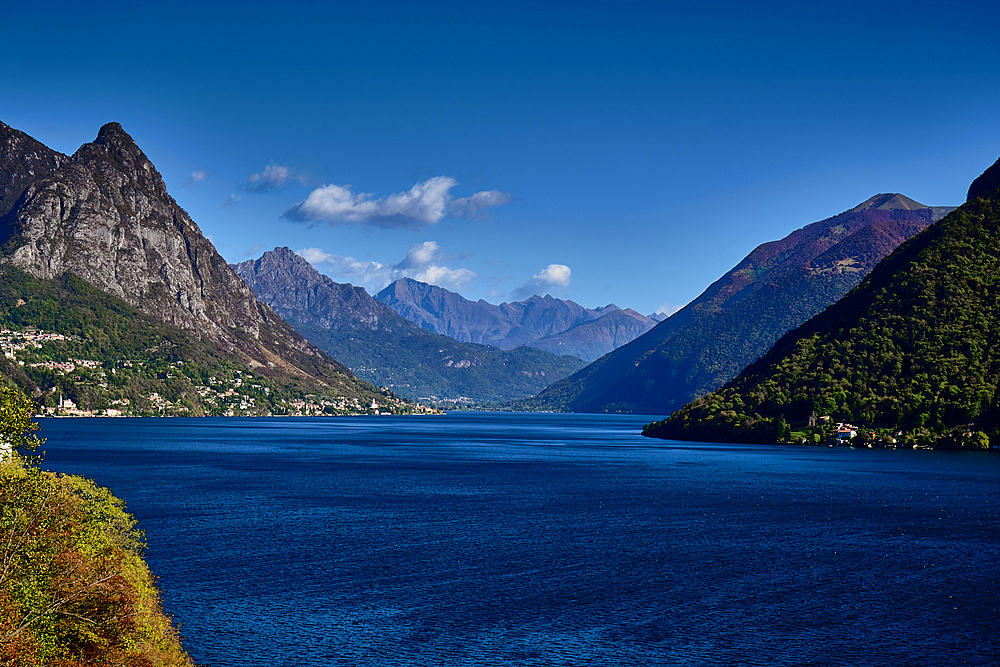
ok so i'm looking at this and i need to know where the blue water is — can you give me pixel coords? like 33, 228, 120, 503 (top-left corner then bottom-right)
37, 413, 1000, 666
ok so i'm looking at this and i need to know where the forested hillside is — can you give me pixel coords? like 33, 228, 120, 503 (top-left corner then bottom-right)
0, 265, 411, 416
644, 158, 1000, 449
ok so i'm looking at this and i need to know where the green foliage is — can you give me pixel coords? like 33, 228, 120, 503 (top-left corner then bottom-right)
0, 385, 43, 456
645, 190, 1000, 451
0, 385, 193, 666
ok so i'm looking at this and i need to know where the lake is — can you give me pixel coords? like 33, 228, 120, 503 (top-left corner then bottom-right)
38, 412, 1000, 666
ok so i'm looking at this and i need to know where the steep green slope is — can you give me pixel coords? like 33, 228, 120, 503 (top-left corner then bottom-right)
1, 458, 196, 665
526, 195, 948, 414
644, 157, 1000, 449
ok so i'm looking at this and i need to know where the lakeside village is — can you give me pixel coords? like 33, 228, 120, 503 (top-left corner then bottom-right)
788, 413, 996, 450
1, 327, 437, 418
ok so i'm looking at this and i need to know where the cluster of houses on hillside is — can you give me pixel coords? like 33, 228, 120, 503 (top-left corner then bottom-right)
1, 328, 71, 359
831, 421, 908, 448
812, 414, 900, 447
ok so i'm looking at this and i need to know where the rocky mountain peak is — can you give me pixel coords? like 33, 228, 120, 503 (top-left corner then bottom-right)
260, 246, 308, 270
850, 193, 925, 212
234, 247, 398, 334
81, 122, 144, 159
236, 247, 327, 294
849, 193, 954, 222
95, 121, 130, 142
70, 122, 166, 197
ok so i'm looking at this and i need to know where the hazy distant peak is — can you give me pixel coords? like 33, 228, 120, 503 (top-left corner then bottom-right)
850, 193, 927, 212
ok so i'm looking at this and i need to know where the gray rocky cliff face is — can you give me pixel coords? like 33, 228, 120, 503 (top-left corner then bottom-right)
0, 121, 353, 381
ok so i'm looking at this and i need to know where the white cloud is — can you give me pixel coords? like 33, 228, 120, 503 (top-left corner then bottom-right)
396, 241, 441, 269
245, 163, 306, 193
514, 264, 572, 298
448, 190, 512, 219
284, 176, 510, 229
297, 248, 387, 285
184, 170, 208, 187
534, 264, 572, 288
297, 247, 336, 265
296, 241, 477, 292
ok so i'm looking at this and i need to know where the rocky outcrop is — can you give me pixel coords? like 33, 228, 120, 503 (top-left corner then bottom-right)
967, 156, 1000, 202
0, 121, 65, 220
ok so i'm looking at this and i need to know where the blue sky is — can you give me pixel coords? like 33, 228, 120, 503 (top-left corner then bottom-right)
3, 0, 999, 315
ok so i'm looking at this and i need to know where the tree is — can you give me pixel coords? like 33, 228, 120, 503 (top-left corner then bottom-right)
970, 431, 991, 451
0, 384, 43, 457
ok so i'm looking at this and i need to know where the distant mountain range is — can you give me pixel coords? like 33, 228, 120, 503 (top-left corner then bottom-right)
645, 157, 1000, 449
523, 193, 955, 414
0, 120, 408, 415
233, 248, 585, 403
375, 278, 658, 361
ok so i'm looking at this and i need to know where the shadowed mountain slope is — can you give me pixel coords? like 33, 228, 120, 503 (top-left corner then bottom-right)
528, 308, 659, 362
